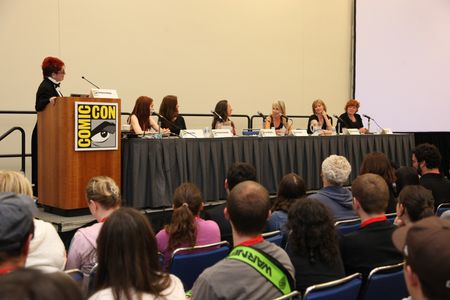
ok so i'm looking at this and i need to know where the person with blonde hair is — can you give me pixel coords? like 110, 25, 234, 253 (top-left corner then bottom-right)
66, 176, 121, 284
307, 99, 333, 134
0, 170, 66, 272
264, 100, 292, 135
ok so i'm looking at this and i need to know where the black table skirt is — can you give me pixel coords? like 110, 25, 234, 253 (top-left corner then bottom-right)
122, 134, 415, 208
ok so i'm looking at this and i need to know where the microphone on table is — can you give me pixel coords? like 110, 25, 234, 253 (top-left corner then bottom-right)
362, 114, 372, 120
211, 110, 223, 121
333, 114, 348, 126
257, 111, 266, 118
152, 112, 192, 137
362, 114, 383, 131
81, 76, 100, 89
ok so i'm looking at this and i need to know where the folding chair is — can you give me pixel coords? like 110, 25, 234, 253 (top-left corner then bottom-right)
359, 262, 408, 300
262, 230, 283, 246
272, 290, 301, 300
436, 203, 450, 216
335, 218, 361, 235
385, 212, 397, 223
303, 273, 363, 300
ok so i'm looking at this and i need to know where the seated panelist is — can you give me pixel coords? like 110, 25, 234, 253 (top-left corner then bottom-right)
307, 99, 333, 134
264, 100, 292, 135
159, 95, 186, 135
336, 99, 368, 134
211, 99, 236, 135
127, 96, 169, 135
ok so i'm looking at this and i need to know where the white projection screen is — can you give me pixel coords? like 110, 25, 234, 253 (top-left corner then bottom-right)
354, 0, 450, 132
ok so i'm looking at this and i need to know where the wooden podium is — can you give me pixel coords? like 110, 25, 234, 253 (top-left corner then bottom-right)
38, 97, 121, 214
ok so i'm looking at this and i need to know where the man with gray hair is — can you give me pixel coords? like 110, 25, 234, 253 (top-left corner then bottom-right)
309, 155, 356, 220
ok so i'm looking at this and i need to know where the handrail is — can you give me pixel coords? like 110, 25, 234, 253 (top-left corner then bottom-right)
250, 114, 310, 128
0, 127, 26, 172
181, 113, 251, 129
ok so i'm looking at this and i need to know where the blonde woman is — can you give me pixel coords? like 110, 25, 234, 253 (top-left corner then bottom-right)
264, 100, 292, 135
0, 170, 66, 272
307, 99, 333, 134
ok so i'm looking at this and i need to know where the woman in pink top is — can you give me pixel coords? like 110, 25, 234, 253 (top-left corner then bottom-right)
156, 183, 220, 270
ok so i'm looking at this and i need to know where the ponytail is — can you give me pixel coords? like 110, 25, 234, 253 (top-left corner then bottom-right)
166, 203, 196, 251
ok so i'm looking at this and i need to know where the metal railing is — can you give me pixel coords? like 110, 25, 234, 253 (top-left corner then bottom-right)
0, 126, 26, 172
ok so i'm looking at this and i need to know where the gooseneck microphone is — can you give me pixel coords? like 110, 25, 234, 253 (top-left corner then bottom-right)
333, 114, 347, 125
81, 76, 100, 89
362, 114, 384, 131
362, 114, 372, 120
211, 110, 223, 121
257, 111, 266, 118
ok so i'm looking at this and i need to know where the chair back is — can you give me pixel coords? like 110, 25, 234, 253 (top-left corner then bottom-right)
360, 262, 408, 300
272, 290, 301, 300
385, 213, 397, 223
262, 230, 283, 246
303, 273, 362, 300
169, 241, 230, 290
436, 202, 450, 216
65, 269, 83, 282
335, 218, 361, 235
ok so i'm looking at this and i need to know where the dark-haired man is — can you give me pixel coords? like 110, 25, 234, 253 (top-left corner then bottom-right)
340, 174, 402, 277
191, 181, 294, 300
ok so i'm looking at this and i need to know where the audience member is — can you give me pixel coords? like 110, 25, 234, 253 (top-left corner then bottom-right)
0, 170, 66, 272
127, 96, 169, 135
191, 181, 295, 299
89, 207, 185, 300
267, 173, 306, 235
0, 193, 35, 275
66, 177, 121, 278
156, 183, 220, 271
392, 217, 450, 300
0, 268, 83, 300
412, 143, 450, 208
307, 99, 333, 134
360, 152, 397, 213
395, 166, 419, 196
203, 162, 257, 244
340, 174, 402, 277
264, 100, 292, 135
211, 99, 236, 135
394, 185, 434, 226
310, 155, 357, 220
336, 99, 367, 134
286, 197, 345, 293
159, 95, 186, 135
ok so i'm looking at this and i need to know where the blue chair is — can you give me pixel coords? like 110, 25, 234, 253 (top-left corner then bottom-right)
262, 230, 283, 246
272, 290, 301, 300
65, 268, 83, 283
360, 262, 408, 300
335, 218, 361, 235
436, 203, 450, 216
169, 241, 230, 290
385, 213, 397, 223
303, 273, 362, 300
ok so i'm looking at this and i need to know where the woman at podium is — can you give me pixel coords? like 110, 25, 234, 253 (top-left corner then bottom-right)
335, 99, 368, 134
32, 56, 65, 195
128, 96, 169, 135
158, 95, 186, 135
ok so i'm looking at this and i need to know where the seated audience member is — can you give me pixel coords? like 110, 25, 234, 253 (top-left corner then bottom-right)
0, 268, 83, 300
394, 185, 434, 227
89, 208, 185, 300
127, 96, 169, 135
340, 174, 402, 277
310, 155, 357, 220
191, 181, 295, 300
211, 99, 236, 135
0, 170, 66, 272
392, 217, 450, 300
307, 99, 333, 134
360, 152, 397, 213
156, 183, 220, 270
412, 143, 450, 208
336, 99, 367, 134
267, 173, 306, 235
159, 95, 186, 135
66, 176, 121, 278
395, 166, 419, 196
264, 100, 292, 135
203, 162, 257, 244
0, 193, 35, 275
286, 198, 345, 293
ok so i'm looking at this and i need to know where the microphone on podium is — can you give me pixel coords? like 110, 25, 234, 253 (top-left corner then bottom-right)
211, 110, 223, 121
81, 76, 101, 89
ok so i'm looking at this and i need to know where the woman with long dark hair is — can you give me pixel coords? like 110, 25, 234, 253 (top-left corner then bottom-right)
395, 185, 434, 226
127, 96, 169, 135
159, 95, 186, 135
286, 198, 345, 293
156, 183, 220, 270
89, 207, 185, 300
211, 100, 236, 135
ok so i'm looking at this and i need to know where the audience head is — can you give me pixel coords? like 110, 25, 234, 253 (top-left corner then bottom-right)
344, 99, 360, 113
321, 155, 352, 186
272, 100, 287, 116
397, 185, 434, 224
360, 152, 396, 186
412, 143, 441, 174
0, 193, 35, 269
312, 99, 327, 114
226, 181, 270, 236
128, 96, 153, 131
0, 268, 83, 300
41, 56, 65, 78
392, 217, 450, 300
0, 170, 33, 197
95, 207, 171, 300
225, 162, 257, 191
159, 95, 179, 121
352, 173, 389, 215
272, 173, 306, 213
287, 197, 340, 265
85, 176, 121, 220
395, 166, 419, 195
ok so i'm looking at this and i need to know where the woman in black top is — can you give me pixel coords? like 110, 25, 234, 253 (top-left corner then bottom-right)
336, 99, 368, 134
158, 95, 186, 135
307, 99, 333, 134
264, 100, 292, 135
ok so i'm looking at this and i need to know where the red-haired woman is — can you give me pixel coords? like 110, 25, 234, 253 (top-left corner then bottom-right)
32, 56, 65, 195
336, 99, 368, 134
127, 96, 170, 135
158, 95, 186, 135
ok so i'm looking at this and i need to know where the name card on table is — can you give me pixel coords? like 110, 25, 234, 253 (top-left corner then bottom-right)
291, 129, 308, 136
212, 129, 233, 138
180, 129, 204, 138
90, 88, 119, 99
259, 128, 277, 137
381, 128, 393, 134
343, 128, 360, 135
